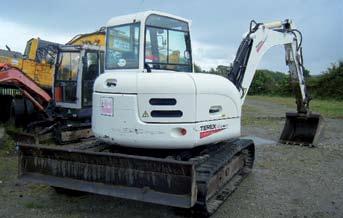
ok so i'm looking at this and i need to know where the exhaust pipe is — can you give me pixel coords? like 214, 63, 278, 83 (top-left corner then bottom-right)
279, 112, 324, 146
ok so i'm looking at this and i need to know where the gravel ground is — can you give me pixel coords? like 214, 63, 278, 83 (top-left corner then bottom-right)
0, 97, 342, 218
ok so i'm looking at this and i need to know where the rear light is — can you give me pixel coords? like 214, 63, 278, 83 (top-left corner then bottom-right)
171, 127, 187, 137
180, 128, 187, 136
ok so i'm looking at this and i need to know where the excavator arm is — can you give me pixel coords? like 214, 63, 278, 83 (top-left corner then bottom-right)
284, 34, 309, 113
228, 20, 323, 146
229, 20, 307, 110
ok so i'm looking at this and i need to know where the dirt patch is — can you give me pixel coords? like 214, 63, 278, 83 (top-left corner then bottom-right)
1, 98, 343, 217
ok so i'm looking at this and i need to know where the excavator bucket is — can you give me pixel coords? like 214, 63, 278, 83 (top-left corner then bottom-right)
279, 112, 324, 146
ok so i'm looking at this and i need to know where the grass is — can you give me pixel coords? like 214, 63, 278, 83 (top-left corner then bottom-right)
0, 123, 29, 156
248, 95, 343, 118
23, 201, 45, 209
241, 116, 281, 130
0, 125, 16, 156
242, 104, 260, 114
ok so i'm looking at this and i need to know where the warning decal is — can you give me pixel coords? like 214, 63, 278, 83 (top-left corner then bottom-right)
142, 111, 149, 118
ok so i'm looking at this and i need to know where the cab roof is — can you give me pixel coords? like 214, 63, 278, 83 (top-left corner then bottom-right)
106, 10, 191, 27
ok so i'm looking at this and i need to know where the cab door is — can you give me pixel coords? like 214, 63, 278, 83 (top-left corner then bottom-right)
54, 50, 82, 109
81, 50, 104, 107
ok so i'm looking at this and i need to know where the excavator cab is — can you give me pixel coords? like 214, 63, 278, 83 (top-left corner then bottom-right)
24, 38, 59, 64
54, 44, 104, 118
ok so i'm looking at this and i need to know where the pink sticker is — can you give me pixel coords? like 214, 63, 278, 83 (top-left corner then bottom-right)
101, 97, 113, 116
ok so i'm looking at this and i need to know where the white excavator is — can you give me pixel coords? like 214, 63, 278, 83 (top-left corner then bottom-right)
92, 11, 322, 148
18, 11, 323, 217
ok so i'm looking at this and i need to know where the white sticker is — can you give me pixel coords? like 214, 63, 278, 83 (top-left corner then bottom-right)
184, 50, 190, 59
117, 59, 126, 67
11, 59, 19, 65
100, 97, 113, 116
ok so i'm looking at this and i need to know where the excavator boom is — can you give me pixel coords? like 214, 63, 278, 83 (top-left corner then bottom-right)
228, 19, 324, 146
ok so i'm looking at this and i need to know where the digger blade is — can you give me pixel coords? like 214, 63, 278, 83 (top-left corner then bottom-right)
279, 112, 324, 146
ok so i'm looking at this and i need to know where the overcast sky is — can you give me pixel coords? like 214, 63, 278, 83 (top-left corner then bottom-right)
0, 0, 342, 74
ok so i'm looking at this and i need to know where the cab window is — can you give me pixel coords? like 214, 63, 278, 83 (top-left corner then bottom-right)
83, 51, 99, 107
106, 23, 140, 69
55, 52, 80, 103
144, 15, 192, 72
56, 52, 80, 81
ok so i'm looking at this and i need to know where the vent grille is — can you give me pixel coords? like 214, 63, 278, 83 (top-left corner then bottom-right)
149, 98, 177, 106
150, 110, 183, 118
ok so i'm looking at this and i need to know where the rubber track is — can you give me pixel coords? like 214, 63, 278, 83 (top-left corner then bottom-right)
193, 139, 255, 217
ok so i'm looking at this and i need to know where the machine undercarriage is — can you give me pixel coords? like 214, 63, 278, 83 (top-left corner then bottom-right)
18, 138, 254, 217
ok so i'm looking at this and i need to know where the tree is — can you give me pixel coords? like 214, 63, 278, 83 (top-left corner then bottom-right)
303, 68, 311, 78
311, 61, 343, 99
194, 60, 343, 100
209, 67, 216, 74
194, 63, 202, 73
216, 65, 230, 77
248, 69, 292, 96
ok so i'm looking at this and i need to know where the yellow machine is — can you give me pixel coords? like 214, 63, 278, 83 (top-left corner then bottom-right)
0, 30, 105, 142
67, 28, 105, 46
0, 38, 57, 88
0, 29, 105, 89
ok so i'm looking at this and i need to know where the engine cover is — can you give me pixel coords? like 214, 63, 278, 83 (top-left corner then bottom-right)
92, 71, 242, 149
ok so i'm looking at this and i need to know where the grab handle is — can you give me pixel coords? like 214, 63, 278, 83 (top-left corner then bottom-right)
106, 79, 117, 87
